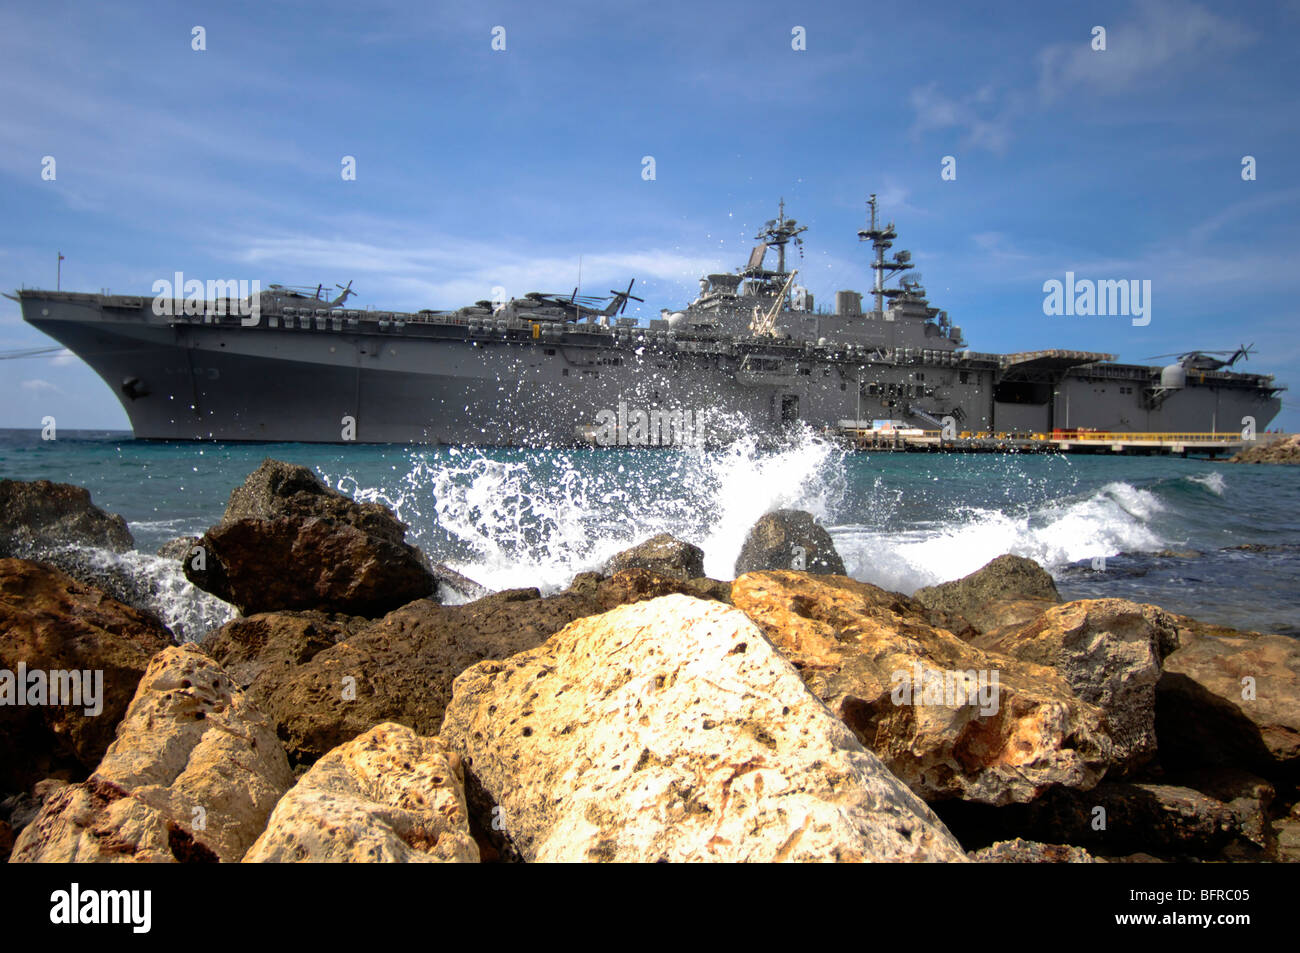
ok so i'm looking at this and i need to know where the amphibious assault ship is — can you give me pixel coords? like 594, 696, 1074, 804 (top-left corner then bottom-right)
13, 198, 1284, 445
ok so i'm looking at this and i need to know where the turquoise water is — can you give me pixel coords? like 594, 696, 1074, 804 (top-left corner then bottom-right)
2, 428, 1297, 637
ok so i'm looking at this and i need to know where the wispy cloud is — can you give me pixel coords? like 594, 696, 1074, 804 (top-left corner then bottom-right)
1036, 0, 1253, 102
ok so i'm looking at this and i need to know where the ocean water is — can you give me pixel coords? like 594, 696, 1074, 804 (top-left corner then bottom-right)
2, 428, 1297, 640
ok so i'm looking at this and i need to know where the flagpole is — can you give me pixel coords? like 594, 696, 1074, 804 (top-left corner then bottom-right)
57, 251, 64, 291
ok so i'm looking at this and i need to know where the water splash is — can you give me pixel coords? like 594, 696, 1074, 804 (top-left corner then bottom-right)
322, 422, 847, 590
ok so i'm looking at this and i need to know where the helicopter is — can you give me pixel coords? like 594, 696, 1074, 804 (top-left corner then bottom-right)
522, 279, 644, 322
1144, 343, 1254, 372
265, 281, 357, 309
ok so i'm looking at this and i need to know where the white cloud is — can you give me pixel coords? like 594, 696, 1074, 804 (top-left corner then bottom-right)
1036, 0, 1253, 102
20, 378, 62, 395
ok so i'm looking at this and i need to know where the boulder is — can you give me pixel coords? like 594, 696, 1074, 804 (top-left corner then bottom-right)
730, 571, 1113, 805
156, 536, 201, 561
1229, 433, 1300, 464
256, 587, 606, 767
604, 534, 704, 580
1155, 615, 1300, 775
734, 509, 846, 577
198, 609, 366, 694
565, 567, 729, 611
184, 459, 436, 616
8, 777, 217, 863
1172, 768, 1275, 852
971, 838, 1097, 863
243, 723, 477, 863
10, 644, 294, 863
441, 594, 968, 862
221, 459, 407, 543
184, 516, 434, 616
0, 559, 174, 791
913, 554, 1060, 635
0, 479, 133, 557
427, 563, 490, 603
961, 782, 1245, 856
974, 599, 1179, 774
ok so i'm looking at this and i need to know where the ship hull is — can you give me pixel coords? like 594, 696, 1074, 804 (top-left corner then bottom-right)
21, 293, 1282, 445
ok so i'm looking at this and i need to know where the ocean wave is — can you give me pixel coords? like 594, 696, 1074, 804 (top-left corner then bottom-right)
835, 479, 1170, 594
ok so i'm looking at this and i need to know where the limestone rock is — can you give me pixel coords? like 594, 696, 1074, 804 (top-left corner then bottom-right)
11, 645, 293, 862
1229, 433, 1300, 464
734, 509, 846, 576
730, 571, 1113, 805
243, 723, 477, 863
8, 776, 217, 863
975, 599, 1179, 774
604, 534, 704, 580
971, 838, 1097, 863
0, 479, 133, 557
441, 594, 968, 862
0, 559, 174, 791
913, 555, 1060, 635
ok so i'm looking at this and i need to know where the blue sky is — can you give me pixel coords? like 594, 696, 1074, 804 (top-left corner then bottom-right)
2, 0, 1298, 430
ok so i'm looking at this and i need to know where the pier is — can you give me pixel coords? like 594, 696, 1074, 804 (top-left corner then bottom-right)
831, 427, 1289, 458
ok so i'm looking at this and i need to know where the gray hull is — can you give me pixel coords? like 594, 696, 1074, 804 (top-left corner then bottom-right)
20, 292, 1283, 444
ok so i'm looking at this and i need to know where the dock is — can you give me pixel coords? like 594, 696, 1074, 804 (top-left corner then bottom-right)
830, 428, 1290, 457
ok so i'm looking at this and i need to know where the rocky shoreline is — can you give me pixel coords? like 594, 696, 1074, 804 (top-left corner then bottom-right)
1229, 433, 1300, 465
2, 459, 1297, 863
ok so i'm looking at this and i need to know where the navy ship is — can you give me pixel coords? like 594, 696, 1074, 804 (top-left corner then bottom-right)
12, 198, 1284, 445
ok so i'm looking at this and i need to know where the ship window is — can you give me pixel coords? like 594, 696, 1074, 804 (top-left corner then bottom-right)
917, 373, 925, 381
562, 368, 569, 376
959, 371, 969, 384
840, 383, 847, 391
545, 348, 556, 356
800, 368, 811, 376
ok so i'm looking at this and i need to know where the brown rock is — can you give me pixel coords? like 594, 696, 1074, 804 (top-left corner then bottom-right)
198, 610, 365, 695
0, 479, 133, 557
965, 782, 1245, 856
257, 587, 605, 766
975, 599, 1180, 774
185, 516, 434, 616
0, 559, 174, 791
604, 533, 704, 580
913, 554, 1060, 635
1156, 615, 1300, 775
734, 509, 846, 576
730, 571, 1113, 805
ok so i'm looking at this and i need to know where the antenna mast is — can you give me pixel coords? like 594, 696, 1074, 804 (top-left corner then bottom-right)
857, 194, 913, 316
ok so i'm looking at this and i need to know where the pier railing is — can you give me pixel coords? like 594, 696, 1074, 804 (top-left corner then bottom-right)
831, 427, 1279, 456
